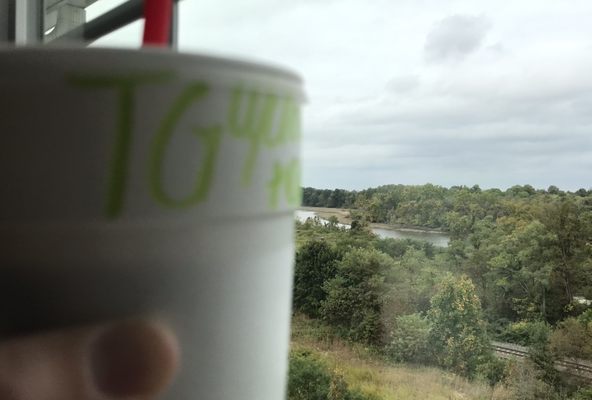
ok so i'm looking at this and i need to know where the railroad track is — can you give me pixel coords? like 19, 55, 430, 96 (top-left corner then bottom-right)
491, 341, 592, 381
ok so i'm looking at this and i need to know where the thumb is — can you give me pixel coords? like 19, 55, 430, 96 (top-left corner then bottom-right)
0, 319, 179, 400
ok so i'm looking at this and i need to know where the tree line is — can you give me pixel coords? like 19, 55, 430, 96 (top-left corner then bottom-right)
302, 184, 592, 230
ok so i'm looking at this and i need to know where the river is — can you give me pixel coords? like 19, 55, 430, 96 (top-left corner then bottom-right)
295, 210, 450, 247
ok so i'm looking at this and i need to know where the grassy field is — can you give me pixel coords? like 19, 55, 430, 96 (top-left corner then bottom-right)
290, 315, 494, 400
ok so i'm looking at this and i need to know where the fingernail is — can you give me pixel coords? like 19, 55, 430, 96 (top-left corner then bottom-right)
90, 320, 177, 397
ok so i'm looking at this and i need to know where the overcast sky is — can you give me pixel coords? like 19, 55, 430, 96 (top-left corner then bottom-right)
89, 0, 592, 191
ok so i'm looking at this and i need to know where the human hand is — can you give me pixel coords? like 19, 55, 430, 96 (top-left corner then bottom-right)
0, 319, 179, 400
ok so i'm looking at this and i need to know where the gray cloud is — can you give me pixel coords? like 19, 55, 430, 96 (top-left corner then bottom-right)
424, 15, 492, 63
386, 75, 420, 93
92, 1, 592, 191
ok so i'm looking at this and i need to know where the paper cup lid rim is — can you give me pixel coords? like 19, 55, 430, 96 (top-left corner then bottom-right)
0, 46, 303, 84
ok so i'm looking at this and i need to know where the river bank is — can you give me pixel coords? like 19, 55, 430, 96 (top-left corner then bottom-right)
299, 206, 448, 234
296, 208, 450, 247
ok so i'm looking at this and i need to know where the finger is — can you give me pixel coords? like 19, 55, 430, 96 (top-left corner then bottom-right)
0, 319, 179, 400
91, 320, 180, 398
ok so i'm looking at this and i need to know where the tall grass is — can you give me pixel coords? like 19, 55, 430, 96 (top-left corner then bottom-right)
291, 314, 493, 400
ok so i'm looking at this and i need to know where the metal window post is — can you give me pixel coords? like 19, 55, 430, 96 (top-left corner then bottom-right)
0, 1, 12, 42
169, 0, 178, 49
2, 0, 180, 47
15, 0, 43, 45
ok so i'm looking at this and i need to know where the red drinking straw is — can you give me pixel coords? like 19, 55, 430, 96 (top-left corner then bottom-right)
143, 0, 172, 47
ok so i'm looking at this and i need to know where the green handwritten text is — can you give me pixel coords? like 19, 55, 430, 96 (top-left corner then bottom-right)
228, 87, 300, 186
69, 72, 174, 218
69, 73, 301, 217
267, 159, 301, 209
149, 83, 222, 207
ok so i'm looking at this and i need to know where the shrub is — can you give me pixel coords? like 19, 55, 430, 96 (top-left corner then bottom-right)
550, 317, 592, 360
500, 320, 551, 347
578, 309, 592, 325
476, 356, 507, 386
495, 360, 558, 400
288, 351, 332, 400
499, 320, 533, 346
287, 350, 379, 400
387, 313, 431, 364
571, 387, 592, 400
321, 248, 393, 344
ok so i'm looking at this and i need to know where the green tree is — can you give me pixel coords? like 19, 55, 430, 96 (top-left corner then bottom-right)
547, 185, 561, 195
486, 219, 555, 321
397, 248, 445, 312
321, 248, 393, 344
387, 313, 431, 363
539, 199, 592, 322
524, 319, 558, 387
349, 212, 369, 234
294, 241, 341, 318
427, 275, 490, 378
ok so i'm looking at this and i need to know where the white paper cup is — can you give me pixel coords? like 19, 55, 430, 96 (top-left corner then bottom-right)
0, 48, 303, 399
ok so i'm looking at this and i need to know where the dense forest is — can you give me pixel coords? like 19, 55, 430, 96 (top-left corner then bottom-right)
290, 184, 592, 400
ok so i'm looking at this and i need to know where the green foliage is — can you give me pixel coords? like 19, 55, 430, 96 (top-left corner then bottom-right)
476, 356, 507, 386
484, 218, 555, 321
287, 350, 378, 400
302, 184, 509, 231
296, 184, 592, 396
302, 187, 355, 208
288, 351, 332, 400
321, 248, 393, 344
294, 240, 341, 318
499, 320, 552, 347
296, 217, 376, 254
397, 248, 446, 312
302, 184, 592, 326
373, 237, 412, 258
427, 275, 490, 378
327, 215, 340, 227
328, 373, 380, 400
538, 199, 592, 322
387, 313, 431, 364
350, 212, 369, 234
578, 309, 592, 325
524, 320, 559, 388
550, 317, 592, 360
571, 387, 592, 400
